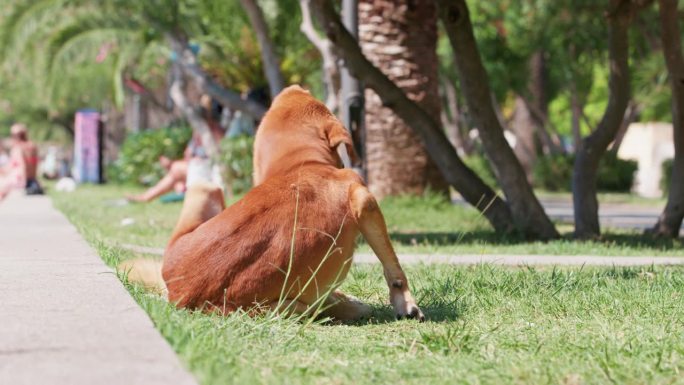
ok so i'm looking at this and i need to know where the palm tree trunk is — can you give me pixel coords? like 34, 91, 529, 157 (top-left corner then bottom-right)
649, 0, 684, 237
359, 0, 448, 198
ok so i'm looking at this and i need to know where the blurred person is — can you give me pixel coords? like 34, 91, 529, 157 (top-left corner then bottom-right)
226, 110, 255, 139
126, 155, 188, 203
126, 94, 227, 203
41, 146, 60, 179
0, 142, 9, 167
185, 95, 226, 188
0, 141, 9, 199
0, 123, 43, 199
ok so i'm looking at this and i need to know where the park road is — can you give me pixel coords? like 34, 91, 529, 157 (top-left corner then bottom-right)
0, 193, 197, 385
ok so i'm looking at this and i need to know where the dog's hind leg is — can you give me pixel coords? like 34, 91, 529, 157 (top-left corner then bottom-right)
321, 290, 372, 321
349, 184, 425, 321
169, 182, 226, 245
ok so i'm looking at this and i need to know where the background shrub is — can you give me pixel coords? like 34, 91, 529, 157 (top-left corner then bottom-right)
532, 153, 637, 192
220, 135, 254, 195
107, 125, 192, 185
661, 158, 673, 196
597, 153, 638, 192
532, 154, 574, 191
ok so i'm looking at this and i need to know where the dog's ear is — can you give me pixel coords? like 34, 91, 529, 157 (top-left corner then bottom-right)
325, 119, 359, 166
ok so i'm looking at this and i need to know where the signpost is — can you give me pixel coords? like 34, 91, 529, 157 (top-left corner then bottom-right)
74, 110, 104, 183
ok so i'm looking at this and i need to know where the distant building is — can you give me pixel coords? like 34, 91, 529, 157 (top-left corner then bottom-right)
617, 122, 674, 198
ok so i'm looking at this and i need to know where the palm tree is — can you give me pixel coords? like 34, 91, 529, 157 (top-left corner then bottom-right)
359, 0, 448, 198
0, 0, 167, 126
0, 0, 273, 126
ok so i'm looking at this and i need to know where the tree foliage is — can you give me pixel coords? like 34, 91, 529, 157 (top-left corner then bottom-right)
0, 0, 323, 139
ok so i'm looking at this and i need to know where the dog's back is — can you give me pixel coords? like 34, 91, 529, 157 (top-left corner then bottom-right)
163, 166, 362, 311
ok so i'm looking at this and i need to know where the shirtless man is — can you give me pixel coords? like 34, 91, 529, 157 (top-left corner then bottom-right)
0, 123, 42, 199
126, 156, 188, 203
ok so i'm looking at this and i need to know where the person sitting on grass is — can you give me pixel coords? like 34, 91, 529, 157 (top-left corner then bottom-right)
127, 94, 228, 203
0, 123, 43, 200
126, 155, 188, 203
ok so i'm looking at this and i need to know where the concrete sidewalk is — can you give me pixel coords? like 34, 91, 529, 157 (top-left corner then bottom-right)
0, 193, 196, 385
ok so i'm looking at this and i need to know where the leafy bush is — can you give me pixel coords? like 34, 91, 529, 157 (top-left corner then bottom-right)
532, 154, 574, 191
661, 158, 673, 196
597, 153, 638, 192
463, 155, 497, 187
107, 125, 192, 185
220, 135, 254, 195
533, 153, 637, 192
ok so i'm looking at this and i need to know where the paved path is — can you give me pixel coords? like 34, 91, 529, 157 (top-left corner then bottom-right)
356, 253, 684, 266
120, 245, 684, 266
539, 197, 674, 231
0, 193, 197, 385
455, 197, 680, 232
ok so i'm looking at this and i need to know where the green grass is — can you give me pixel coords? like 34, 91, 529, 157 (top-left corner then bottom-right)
117, 258, 684, 385
52, 184, 683, 257
50, 184, 684, 384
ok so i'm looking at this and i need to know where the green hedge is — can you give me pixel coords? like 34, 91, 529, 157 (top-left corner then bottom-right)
532, 153, 637, 192
107, 125, 192, 185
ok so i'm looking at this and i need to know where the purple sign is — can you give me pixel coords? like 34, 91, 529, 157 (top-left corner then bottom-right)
74, 110, 102, 183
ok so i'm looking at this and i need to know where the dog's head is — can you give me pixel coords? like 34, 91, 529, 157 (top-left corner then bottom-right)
253, 85, 358, 184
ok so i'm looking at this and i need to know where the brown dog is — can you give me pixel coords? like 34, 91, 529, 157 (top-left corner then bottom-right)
130, 85, 423, 321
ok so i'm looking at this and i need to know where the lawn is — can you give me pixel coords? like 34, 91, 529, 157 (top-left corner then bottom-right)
52, 184, 683, 257
51, 185, 684, 384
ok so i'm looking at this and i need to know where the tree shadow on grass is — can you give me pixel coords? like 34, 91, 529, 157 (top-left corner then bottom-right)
387, 231, 517, 247
339, 303, 462, 326
385, 231, 683, 250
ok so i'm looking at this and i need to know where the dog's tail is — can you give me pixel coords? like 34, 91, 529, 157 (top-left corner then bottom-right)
118, 182, 226, 293
118, 258, 166, 294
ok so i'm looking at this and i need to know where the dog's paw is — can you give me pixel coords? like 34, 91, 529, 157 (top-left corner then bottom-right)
395, 302, 425, 322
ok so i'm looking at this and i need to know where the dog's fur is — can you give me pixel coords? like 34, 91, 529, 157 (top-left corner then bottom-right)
124, 85, 423, 321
